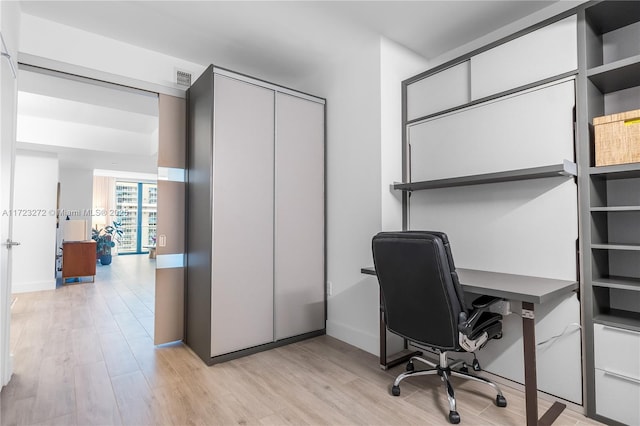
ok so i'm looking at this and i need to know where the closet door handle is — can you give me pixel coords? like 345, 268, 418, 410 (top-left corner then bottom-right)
4, 239, 20, 248
603, 369, 640, 385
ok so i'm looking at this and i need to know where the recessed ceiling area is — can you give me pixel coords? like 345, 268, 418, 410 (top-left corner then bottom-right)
16, 68, 159, 174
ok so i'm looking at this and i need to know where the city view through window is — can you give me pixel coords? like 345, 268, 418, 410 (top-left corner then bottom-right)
115, 181, 157, 254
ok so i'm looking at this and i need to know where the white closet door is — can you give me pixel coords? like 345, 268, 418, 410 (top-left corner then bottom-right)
274, 93, 325, 340
211, 75, 275, 356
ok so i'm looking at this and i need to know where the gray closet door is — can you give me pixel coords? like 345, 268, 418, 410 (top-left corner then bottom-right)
274, 93, 325, 340
211, 75, 275, 356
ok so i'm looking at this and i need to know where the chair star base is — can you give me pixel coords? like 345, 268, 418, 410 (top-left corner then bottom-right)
390, 352, 507, 424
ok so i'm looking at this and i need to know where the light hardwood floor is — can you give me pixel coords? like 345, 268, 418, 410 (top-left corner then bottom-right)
2, 255, 602, 425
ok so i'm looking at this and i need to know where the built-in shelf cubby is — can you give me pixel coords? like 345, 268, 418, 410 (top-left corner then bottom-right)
589, 166, 640, 207
585, 1, 640, 117
581, 2, 640, 423
592, 285, 640, 331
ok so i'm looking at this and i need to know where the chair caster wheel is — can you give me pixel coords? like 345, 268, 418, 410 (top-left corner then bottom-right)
406, 361, 414, 372
496, 395, 507, 407
391, 385, 401, 396
448, 411, 461, 424
460, 364, 469, 374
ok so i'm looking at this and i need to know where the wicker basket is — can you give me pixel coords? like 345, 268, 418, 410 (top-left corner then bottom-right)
594, 109, 640, 167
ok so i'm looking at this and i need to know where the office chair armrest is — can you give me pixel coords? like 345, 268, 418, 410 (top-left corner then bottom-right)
458, 296, 502, 337
471, 295, 502, 310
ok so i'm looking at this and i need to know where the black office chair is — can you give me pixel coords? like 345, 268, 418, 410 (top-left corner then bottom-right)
372, 231, 507, 424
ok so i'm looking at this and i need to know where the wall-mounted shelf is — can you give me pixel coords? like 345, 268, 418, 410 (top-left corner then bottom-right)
590, 206, 640, 212
587, 55, 640, 94
393, 161, 576, 191
590, 163, 640, 179
593, 277, 640, 292
593, 310, 640, 333
592, 243, 640, 251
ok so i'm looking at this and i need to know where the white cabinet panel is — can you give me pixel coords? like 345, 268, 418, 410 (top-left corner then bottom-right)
274, 93, 325, 340
409, 180, 578, 281
409, 80, 575, 182
407, 61, 470, 121
211, 75, 275, 357
594, 324, 640, 380
595, 368, 640, 425
471, 15, 577, 100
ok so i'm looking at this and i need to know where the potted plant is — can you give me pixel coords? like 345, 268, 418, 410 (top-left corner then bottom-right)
92, 220, 123, 265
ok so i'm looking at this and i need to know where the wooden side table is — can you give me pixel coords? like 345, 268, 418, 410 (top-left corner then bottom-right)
62, 241, 97, 282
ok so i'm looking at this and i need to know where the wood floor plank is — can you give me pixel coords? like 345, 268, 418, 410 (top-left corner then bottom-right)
111, 371, 167, 426
0, 396, 34, 426
74, 361, 122, 426
30, 353, 75, 423
151, 380, 208, 425
29, 413, 77, 426
71, 327, 103, 366
98, 332, 140, 378
127, 336, 183, 389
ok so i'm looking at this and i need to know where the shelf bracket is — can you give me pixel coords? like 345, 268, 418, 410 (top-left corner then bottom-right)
561, 159, 577, 177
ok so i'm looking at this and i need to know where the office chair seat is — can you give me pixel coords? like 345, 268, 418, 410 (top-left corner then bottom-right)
372, 231, 508, 424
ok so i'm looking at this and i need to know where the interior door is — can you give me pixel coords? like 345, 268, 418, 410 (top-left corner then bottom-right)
154, 94, 187, 345
0, 23, 19, 387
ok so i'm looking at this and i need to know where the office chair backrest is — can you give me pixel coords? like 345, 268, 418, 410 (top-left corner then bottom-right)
372, 231, 467, 351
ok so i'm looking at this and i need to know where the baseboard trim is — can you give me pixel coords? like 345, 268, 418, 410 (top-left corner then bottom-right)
326, 319, 378, 356
11, 279, 56, 294
206, 329, 326, 365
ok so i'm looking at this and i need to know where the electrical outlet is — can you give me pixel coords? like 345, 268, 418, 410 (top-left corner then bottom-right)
158, 234, 167, 247
327, 281, 333, 297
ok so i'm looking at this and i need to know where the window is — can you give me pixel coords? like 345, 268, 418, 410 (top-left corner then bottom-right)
115, 181, 157, 254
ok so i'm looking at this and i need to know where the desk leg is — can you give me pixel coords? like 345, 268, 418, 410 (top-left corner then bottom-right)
522, 302, 566, 426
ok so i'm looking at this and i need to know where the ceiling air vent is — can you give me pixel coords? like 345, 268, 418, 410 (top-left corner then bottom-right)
177, 70, 192, 87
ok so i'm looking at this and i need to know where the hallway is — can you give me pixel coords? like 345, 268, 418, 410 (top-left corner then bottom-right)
2, 254, 157, 424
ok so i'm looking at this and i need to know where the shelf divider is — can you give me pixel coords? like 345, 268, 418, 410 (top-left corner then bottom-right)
587, 54, 640, 93
590, 163, 640, 179
593, 310, 640, 333
393, 160, 576, 192
592, 276, 640, 292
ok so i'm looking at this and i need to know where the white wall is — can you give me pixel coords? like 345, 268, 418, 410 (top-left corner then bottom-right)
380, 38, 429, 232
11, 151, 58, 293
0, 0, 21, 389
58, 167, 94, 240
317, 37, 430, 355
321, 38, 382, 354
19, 13, 206, 94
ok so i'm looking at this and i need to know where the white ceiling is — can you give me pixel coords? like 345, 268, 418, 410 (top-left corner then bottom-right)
16, 1, 561, 174
20, 1, 560, 84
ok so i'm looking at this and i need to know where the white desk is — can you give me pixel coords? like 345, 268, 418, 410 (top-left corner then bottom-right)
361, 266, 578, 426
